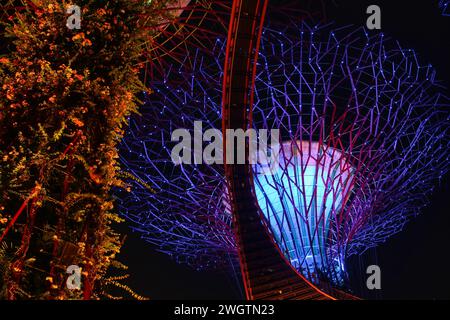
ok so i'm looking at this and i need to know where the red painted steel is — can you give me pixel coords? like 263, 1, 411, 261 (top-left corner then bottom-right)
221, 0, 339, 300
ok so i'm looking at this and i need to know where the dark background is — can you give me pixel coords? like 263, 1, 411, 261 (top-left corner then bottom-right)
117, 0, 450, 300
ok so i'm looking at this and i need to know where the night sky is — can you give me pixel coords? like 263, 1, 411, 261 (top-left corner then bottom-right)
116, 0, 450, 300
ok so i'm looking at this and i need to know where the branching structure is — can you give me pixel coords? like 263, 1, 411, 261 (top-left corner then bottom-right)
139, 0, 230, 84
116, 55, 233, 268
117, 22, 449, 287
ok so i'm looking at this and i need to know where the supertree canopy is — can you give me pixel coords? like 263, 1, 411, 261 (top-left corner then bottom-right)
116, 21, 450, 286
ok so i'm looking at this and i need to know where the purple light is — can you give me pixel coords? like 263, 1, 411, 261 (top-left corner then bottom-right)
116, 22, 450, 285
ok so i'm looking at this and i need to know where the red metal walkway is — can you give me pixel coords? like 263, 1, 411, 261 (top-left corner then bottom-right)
221, 0, 336, 300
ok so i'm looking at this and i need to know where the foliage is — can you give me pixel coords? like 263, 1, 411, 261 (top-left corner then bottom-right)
0, 0, 170, 299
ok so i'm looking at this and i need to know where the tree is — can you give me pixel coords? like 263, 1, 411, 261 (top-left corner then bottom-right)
0, 0, 170, 299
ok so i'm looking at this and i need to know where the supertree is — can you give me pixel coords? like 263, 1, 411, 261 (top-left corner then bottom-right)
116, 21, 450, 289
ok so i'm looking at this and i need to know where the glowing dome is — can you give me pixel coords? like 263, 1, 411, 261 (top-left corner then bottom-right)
254, 140, 354, 283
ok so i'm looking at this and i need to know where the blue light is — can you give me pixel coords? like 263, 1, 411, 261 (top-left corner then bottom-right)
254, 141, 353, 283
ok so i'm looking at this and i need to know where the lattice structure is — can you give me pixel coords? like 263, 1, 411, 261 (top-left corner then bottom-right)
116, 52, 233, 267
138, 0, 230, 84
117, 22, 450, 286
247, 22, 450, 285
0, 0, 29, 22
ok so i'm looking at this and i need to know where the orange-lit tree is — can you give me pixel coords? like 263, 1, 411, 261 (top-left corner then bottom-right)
0, 0, 173, 299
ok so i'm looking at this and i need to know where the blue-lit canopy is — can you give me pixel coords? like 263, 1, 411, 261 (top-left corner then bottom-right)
254, 141, 354, 283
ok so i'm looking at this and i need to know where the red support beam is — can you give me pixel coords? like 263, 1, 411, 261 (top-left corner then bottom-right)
221, 0, 336, 300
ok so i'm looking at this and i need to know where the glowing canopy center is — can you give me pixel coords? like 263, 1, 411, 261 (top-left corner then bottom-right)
254, 141, 354, 283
